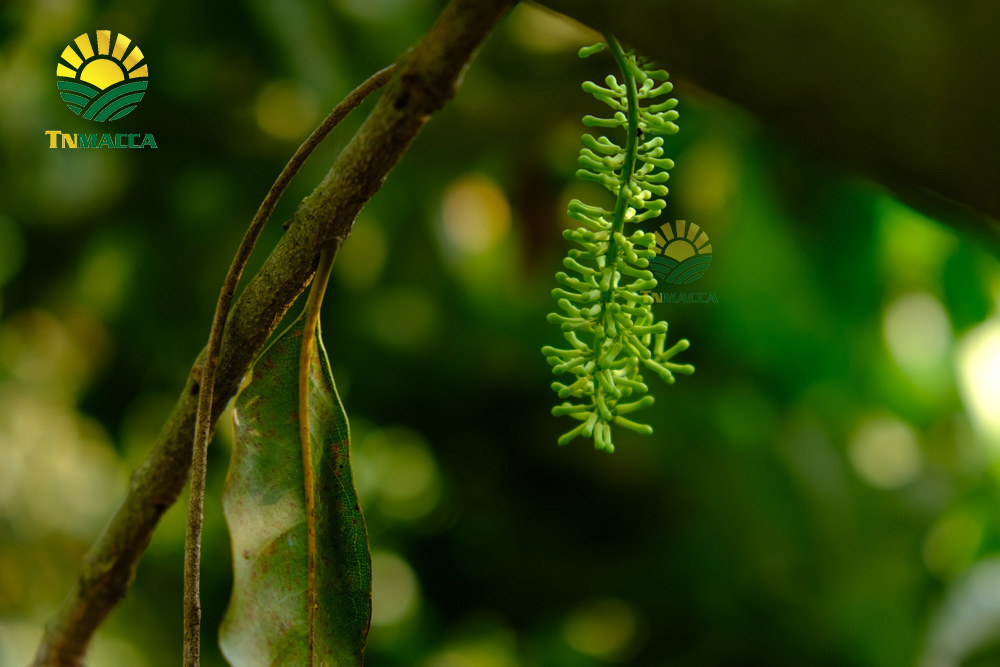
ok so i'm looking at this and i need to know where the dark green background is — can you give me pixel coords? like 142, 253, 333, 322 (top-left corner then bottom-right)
1, 1, 999, 665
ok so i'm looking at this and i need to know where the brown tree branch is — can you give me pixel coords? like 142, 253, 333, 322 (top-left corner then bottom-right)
32, 0, 514, 664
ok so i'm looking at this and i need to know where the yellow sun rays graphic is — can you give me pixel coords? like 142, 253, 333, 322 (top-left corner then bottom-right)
56, 31, 148, 122
650, 220, 713, 285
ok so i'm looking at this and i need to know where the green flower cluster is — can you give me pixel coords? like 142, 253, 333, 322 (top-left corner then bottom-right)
543, 37, 694, 452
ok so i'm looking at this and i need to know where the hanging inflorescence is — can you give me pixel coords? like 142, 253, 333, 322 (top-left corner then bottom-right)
543, 37, 694, 452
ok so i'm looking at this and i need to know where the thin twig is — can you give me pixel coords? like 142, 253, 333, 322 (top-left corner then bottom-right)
298, 242, 337, 665
32, 3, 513, 664
182, 65, 394, 666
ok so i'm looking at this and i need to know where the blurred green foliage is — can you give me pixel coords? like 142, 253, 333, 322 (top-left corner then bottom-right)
2, 1, 1000, 666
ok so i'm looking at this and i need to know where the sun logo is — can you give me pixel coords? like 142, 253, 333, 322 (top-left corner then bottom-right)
649, 219, 713, 285
56, 31, 148, 122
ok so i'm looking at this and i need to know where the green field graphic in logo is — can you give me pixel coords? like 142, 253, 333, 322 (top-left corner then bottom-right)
56, 31, 148, 122
649, 219, 713, 286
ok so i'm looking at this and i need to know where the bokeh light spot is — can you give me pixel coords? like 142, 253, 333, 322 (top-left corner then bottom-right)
255, 80, 319, 141
371, 550, 419, 627
883, 291, 951, 376
563, 597, 641, 660
678, 139, 738, 218
0, 389, 125, 537
354, 427, 441, 521
878, 199, 958, 280
848, 416, 922, 489
440, 174, 510, 257
924, 513, 983, 579
421, 629, 519, 667
957, 317, 1000, 445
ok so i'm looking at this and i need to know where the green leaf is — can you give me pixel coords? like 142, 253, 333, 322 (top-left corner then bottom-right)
220, 314, 371, 666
